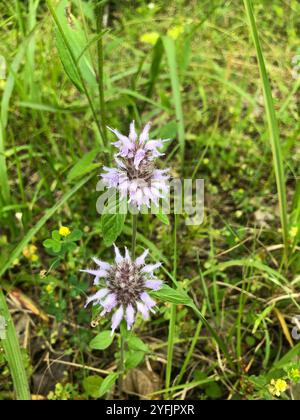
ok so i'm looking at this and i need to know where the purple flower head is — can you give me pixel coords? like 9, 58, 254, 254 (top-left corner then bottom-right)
82, 245, 163, 334
101, 121, 170, 209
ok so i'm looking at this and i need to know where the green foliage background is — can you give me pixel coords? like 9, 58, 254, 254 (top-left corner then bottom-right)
0, 0, 299, 400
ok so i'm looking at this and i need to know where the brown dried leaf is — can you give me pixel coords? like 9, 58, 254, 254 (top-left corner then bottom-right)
124, 368, 161, 399
9, 288, 49, 322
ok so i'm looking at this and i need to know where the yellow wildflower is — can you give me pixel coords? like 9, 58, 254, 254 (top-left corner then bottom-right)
11, 258, 19, 267
139, 32, 160, 45
289, 226, 298, 238
289, 368, 300, 382
45, 284, 54, 294
23, 244, 37, 259
31, 254, 39, 262
235, 210, 243, 218
59, 226, 71, 237
268, 379, 288, 397
167, 25, 184, 40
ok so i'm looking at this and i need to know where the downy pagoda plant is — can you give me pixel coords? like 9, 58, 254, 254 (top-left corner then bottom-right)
81, 122, 170, 397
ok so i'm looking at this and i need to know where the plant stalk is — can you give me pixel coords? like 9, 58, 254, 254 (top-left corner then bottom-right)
131, 214, 138, 260
165, 213, 178, 396
118, 332, 125, 399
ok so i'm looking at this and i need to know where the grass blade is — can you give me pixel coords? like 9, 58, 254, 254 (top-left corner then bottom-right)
95, 0, 108, 147
46, 0, 104, 141
146, 38, 164, 100
0, 290, 30, 400
0, 39, 28, 204
165, 214, 178, 396
162, 36, 185, 169
243, 0, 289, 264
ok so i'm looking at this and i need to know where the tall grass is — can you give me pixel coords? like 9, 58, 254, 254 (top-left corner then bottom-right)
0, 0, 298, 400
0, 289, 30, 400
0, 38, 28, 205
94, 0, 108, 147
46, 0, 104, 141
243, 0, 289, 266
0, 12, 36, 400
163, 36, 185, 169
165, 214, 178, 396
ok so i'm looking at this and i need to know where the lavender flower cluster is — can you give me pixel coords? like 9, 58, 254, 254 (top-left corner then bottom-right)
101, 121, 170, 209
82, 122, 168, 334
82, 245, 163, 333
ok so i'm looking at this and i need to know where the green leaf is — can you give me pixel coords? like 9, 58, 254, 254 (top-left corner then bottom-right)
162, 36, 185, 164
270, 342, 300, 372
83, 375, 103, 399
63, 242, 77, 252
243, 0, 289, 264
0, 32, 29, 205
101, 211, 126, 247
67, 229, 83, 242
52, 230, 61, 241
67, 149, 99, 182
146, 37, 164, 99
43, 239, 54, 248
159, 120, 178, 139
99, 373, 118, 397
152, 284, 192, 306
0, 291, 30, 400
53, 0, 97, 93
127, 336, 148, 353
55, 26, 82, 91
125, 350, 145, 370
52, 242, 62, 253
90, 331, 114, 350
205, 382, 222, 399
156, 211, 170, 225
43, 239, 61, 253
252, 304, 274, 334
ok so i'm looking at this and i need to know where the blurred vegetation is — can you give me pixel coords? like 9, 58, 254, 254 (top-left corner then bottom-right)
0, 0, 299, 400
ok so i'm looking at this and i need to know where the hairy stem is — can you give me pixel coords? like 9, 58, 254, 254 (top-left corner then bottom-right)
165, 213, 178, 396
118, 332, 125, 399
131, 214, 138, 259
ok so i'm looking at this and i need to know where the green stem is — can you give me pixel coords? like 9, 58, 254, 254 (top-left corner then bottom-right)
131, 214, 138, 259
175, 303, 206, 386
165, 305, 176, 394
165, 214, 178, 396
118, 332, 125, 399
118, 213, 138, 398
